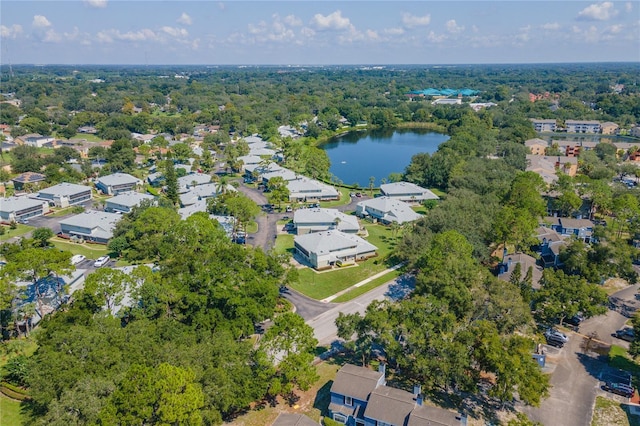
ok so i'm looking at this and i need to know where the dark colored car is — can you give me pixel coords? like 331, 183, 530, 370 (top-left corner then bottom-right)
604, 382, 635, 398
545, 335, 565, 348
615, 328, 635, 342
565, 314, 585, 327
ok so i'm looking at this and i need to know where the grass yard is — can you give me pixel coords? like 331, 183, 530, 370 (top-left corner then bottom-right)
288, 224, 397, 300
51, 238, 111, 260
245, 221, 259, 234
0, 338, 38, 369
332, 268, 403, 303
609, 345, 640, 376
0, 395, 24, 426
591, 396, 640, 426
70, 133, 104, 142
0, 224, 33, 242
319, 188, 352, 208
274, 234, 294, 255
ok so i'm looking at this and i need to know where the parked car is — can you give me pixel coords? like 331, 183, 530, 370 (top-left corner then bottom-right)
545, 334, 565, 348
565, 313, 585, 327
545, 328, 569, 343
285, 206, 293, 212
615, 328, 635, 342
94, 255, 110, 268
71, 254, 86, 265
349, 192, 355, 197
18, 218, 29, 224
355, 192, 362, 197
603, 382, 635, 398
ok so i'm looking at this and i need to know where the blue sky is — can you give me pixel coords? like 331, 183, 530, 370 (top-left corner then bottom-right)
1, 1, 639, 65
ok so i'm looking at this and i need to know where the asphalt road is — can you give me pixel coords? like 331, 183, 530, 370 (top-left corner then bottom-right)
305, 274, 414, 346
522, 283, 639, 426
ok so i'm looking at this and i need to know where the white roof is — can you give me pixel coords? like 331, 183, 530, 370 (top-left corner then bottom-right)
524, 138, 549, 147
1, 196, 46, 213
357, 197, 423, 224
106, 191, 154, 208
238, 155, 262, 166
294, 230, 377, 256
177, 173, 212, 191
97, 173, 140, 186
288, 177, 339, 198
380, 181, 438, 199
179, 183, 235, 206
59, 211, 121, 240
263, 168, 298, 182
294, 208, 359, 232
38, 182, 92, 197
178, 199, 208, 219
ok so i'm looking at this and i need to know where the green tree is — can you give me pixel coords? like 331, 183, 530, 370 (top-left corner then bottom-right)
84, 268, 134, 313
266, 176, 290, 210
164, 159, 180, 206
534, 269, 608, 325
100, 363, 205, 426
32, 227, 55, 247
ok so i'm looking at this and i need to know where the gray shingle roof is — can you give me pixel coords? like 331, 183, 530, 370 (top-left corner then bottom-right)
59, 211, 121, 240
38, 182, 92, 197
294, 208, 359, 232
364, 386, 416, 426
380, 181, 439, 200
97, 173, 140, 186
0, 196, 46, 213
357, 197, 422, 224
106, 191, 154, 208
294, 230, 377, 257
330, 364, 383, 402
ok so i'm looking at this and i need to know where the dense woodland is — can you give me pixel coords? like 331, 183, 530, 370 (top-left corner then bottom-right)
1, 63, 640, 424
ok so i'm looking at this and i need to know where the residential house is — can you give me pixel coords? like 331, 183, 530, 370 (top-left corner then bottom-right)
11, 172, 46, 191
630, 126, 640, 138
600, 122, 620, 135
535, 226, 566, 268
35, 182, 93, 207
530, 119, 557, 133
238, 155, 263, 172
565, 120, 601, 134
177, 172, 212, 193
263, 168, 299, 183
497, 253, 543, 289
0, 196, 49, 223
524, 138, 548, 156
431, 98, 462, 105
356, 197, 422, 225
78, 126, 97, 134
96, 173, 141, 195
16, 133, 54, 147
526, 155, 578, 185
293, 208, 360, 235
179, 182, 235, 206
105, 191, 155, 213
287, 177, 340, 202
379, 181, 439, 204
543, 217, 594, 243
271, 413, 316, 426
59, 211, 122, 243
294, 230, 377, 269
329, 363, 466, 426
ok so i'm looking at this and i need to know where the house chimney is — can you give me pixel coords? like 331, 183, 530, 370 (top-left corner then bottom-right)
413, 384, 422, 396
416, 395, 423, 406
378, 363, 386, 376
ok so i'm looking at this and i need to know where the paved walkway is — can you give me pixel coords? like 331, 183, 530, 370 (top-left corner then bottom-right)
320, 262, 405, 303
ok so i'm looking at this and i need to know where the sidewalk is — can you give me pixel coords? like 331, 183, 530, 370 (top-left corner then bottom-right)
320, 262, 405, 303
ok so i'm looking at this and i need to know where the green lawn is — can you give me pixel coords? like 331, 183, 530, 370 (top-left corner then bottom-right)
319, 187, 352, 208
0, 224, 34, 242
0, 396, 23, 426
332, 268, 403, 303
274, 234, 294, 255
287, 224, 397, 300
245, 221, 258, 234
51, 238, 111, 260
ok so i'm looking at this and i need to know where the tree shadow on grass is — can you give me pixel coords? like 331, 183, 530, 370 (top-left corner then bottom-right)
313, 380, 333, 417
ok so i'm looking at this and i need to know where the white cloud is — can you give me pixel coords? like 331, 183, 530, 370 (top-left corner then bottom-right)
283, 14, 302, 27
625, 2, 633, 12
445, 19, 464, 34
578, 2, 618, 21
1, 24, 23, 39
311, 10, 353, 31
607, 24, 624, 34
218, 2, 225, 11
541, 22, 561, 30
33, 15, 52, 28
427, 31, 446, 43
162, 26, 188, 37
43, 29, 62, 43
83, 0, 107, 8
402, 13, 431, 28
177, 13, 192, 25
96, 28, 158, 43
384, 27, 405, 36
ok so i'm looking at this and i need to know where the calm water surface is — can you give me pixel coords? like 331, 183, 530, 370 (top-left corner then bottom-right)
321, 129, 449, 187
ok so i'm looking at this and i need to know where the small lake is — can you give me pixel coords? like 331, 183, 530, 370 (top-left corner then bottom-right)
321, 129, 449, 187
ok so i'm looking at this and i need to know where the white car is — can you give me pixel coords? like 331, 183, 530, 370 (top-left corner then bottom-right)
71, 254, 86, 265
94, 256, 110, 268
545, 328, 569, 343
